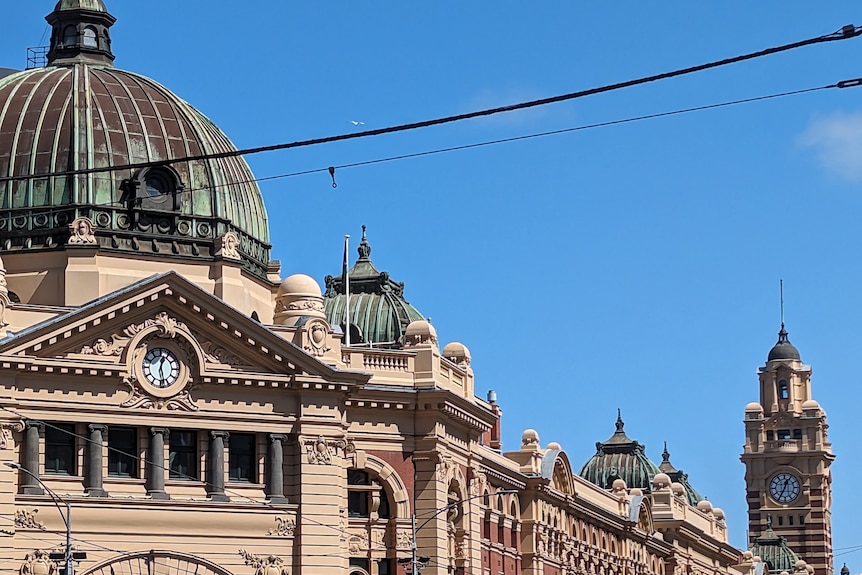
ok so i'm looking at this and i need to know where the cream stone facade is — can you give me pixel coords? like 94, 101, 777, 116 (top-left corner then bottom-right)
0, 2, 831, 575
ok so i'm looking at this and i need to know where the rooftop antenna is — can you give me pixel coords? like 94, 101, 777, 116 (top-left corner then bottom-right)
779, 278, 785, 329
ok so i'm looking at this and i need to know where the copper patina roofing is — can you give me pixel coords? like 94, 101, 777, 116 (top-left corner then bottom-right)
578, 410, 661, 492
324, 227, 425, 347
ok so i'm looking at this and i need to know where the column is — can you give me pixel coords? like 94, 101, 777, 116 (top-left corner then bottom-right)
147, 427, 169, 500
21, 421, 43, 495
207, 431, 229, 502
267, 434, 287, 503
85, 424, 108, 497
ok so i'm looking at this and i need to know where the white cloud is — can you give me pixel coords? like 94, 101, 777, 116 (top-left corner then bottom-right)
799, 112, 862, 181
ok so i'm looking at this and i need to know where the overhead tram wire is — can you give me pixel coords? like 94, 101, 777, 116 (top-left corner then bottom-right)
23, 76, 862, 206
0, 24, 859, 185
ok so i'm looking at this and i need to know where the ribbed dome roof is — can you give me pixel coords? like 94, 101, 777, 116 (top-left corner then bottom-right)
0, 1, 271, 277
323, 227, 425, 347
749, 519, 800, 574
578, 411, 660, 492
767, 325, 801, 361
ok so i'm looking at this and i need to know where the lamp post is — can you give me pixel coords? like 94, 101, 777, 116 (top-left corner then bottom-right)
4, 461, 85, 575
399, 489, 518, 575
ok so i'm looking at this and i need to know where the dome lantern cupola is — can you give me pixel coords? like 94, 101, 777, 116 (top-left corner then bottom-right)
767, 324, 801, 362
46, 0, 116, 67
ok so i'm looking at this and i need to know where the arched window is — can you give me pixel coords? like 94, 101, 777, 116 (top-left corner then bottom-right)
63, 26, 77, 47
134, 167, 182, 211
83, 27, 98, 48
779, 380, 789, 400
347, 468, 392, 520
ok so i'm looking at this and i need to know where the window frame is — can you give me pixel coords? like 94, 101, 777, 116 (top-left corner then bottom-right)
107, 426, 138, 478
44, 423, 76, 476
228, 433, 257, 483
168, 430, 198, 481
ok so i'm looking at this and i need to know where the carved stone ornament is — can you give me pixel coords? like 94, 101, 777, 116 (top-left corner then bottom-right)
0, 420, 24, 450
396, 529, 412, 549
348, 534, 363, 554
303, 435, 355, 465
201, 340, 242, 366
267, 516, 296, 537
468, 464, 487, 496
238, 549, 289, 575
120, 376, 198, 411
0, 255, 10, 328
19, 549, 59, 575
81, 311, 188, 356
216, 231, 242, 260
303, 319, 331, 357
14, 509, 46, 530
287, 299, 325, 313
68, 216, 97, 245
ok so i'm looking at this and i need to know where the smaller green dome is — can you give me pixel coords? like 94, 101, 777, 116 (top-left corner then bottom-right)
658, 442, 703, 506
54, 0, 108, 12
749, 517, 800, 574
578, 410, 660, 492
324, 227, 425, 347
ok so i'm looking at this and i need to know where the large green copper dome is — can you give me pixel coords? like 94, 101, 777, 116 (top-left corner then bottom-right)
0, 1, 271, 277
578, 411, 660, 493
324, 227, 425, 347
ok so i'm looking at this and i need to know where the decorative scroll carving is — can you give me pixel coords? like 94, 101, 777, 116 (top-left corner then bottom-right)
14, 509, 45, 530
287, 300, 325, 313
68, 217, 97, 244
348, 535, 363, 554
468, 464, 487, 496
0, 255, 10, 328
303, 435, 355, 465
217, 232, 241, 260
81, 312, 187, 356
396, 529, 412, 549
0, 420, 24, 449
20, 549, 59, 575
120, 377, 198, 411
238, 549, 289, 575
201, 341, 242, 366
267, 516, 296, 537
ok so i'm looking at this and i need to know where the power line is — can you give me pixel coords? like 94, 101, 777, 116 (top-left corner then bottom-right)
0, 24, 858, 185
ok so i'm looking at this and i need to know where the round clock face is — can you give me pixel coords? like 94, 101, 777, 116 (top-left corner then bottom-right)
769, 472, 801, 503
142, 347, 181, 388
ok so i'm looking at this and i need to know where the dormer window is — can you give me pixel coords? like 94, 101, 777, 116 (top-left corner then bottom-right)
83, 27, 98, 48
131, 167, 183, 211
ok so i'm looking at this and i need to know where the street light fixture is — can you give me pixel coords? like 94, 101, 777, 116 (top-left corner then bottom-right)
4, 461, 86, 575
402, 489, 519, 575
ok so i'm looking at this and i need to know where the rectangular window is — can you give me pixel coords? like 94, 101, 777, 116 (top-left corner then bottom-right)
778, 515, 784, 526
45, 423, 76, 475
792, 428, 802, 439
169, 430, 198, 480
778, 429, 791, 440
800, 515, 805, 525
766, 430, 775, 441
378, 559, 392, 575
108, 426, 138, 478
228, 433, 256, 483
789, 515, 794, 526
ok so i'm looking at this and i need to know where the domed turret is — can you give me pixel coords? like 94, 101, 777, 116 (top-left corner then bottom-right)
657, 442, 704, 505
578, 410, 660, 493
748, 517, 801, 574
0, 1, 272, 284
323, 226, 425, 347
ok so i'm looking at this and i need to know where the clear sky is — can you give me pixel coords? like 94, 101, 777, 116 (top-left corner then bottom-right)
3, 0, 862, 565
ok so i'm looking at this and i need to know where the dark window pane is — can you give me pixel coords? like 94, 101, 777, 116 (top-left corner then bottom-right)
45, 423, 75, 475
169, 431, 197, 480
348, 490, 369, 518
108, 427, 137, 478
378, 559, 392, 575
793, 428, 802, 439
348, 469, 369, 485
229, 433, 256, 483
778, 429, 791, 440
766, 430, 775, 440
378, 488, 390, 519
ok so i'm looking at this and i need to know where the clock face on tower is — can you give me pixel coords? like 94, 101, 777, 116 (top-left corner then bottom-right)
769, 472, 801, 504
141, 347, 181, 388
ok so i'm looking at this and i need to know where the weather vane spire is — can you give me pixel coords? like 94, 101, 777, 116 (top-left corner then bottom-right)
780, 278, 785, 330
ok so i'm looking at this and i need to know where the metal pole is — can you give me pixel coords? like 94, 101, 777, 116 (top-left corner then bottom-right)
411, 512, 418, 575
4, 462, 74, 574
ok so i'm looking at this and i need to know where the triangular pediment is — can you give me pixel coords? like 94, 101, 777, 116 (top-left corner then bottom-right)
0, 271, 369, 389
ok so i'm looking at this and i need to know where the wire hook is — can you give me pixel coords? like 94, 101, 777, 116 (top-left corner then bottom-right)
328, 166, 337, 188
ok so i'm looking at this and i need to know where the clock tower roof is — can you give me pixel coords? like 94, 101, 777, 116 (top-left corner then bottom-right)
767, 324, 801, 362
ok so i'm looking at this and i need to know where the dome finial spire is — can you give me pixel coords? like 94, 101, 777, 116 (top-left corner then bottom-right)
615, 408, 624, 432
662, 441, 670, 463
357, 225, 371, 261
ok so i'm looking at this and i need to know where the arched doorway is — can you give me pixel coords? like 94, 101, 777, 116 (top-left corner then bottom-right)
81, 550, 235, 575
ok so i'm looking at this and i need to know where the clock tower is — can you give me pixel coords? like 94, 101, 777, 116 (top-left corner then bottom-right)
741, 324, 835, 574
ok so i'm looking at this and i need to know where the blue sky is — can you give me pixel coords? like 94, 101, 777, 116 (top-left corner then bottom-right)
3, 0, 862, 563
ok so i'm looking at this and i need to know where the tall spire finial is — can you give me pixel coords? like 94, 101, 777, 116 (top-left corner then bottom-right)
615, 408, 624, 432
780, 278, 785, 330
357, 225, 371, 261
662, 441, 670, 462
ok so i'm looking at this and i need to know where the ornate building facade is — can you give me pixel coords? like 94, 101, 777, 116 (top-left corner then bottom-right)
0, 2, 831, 575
